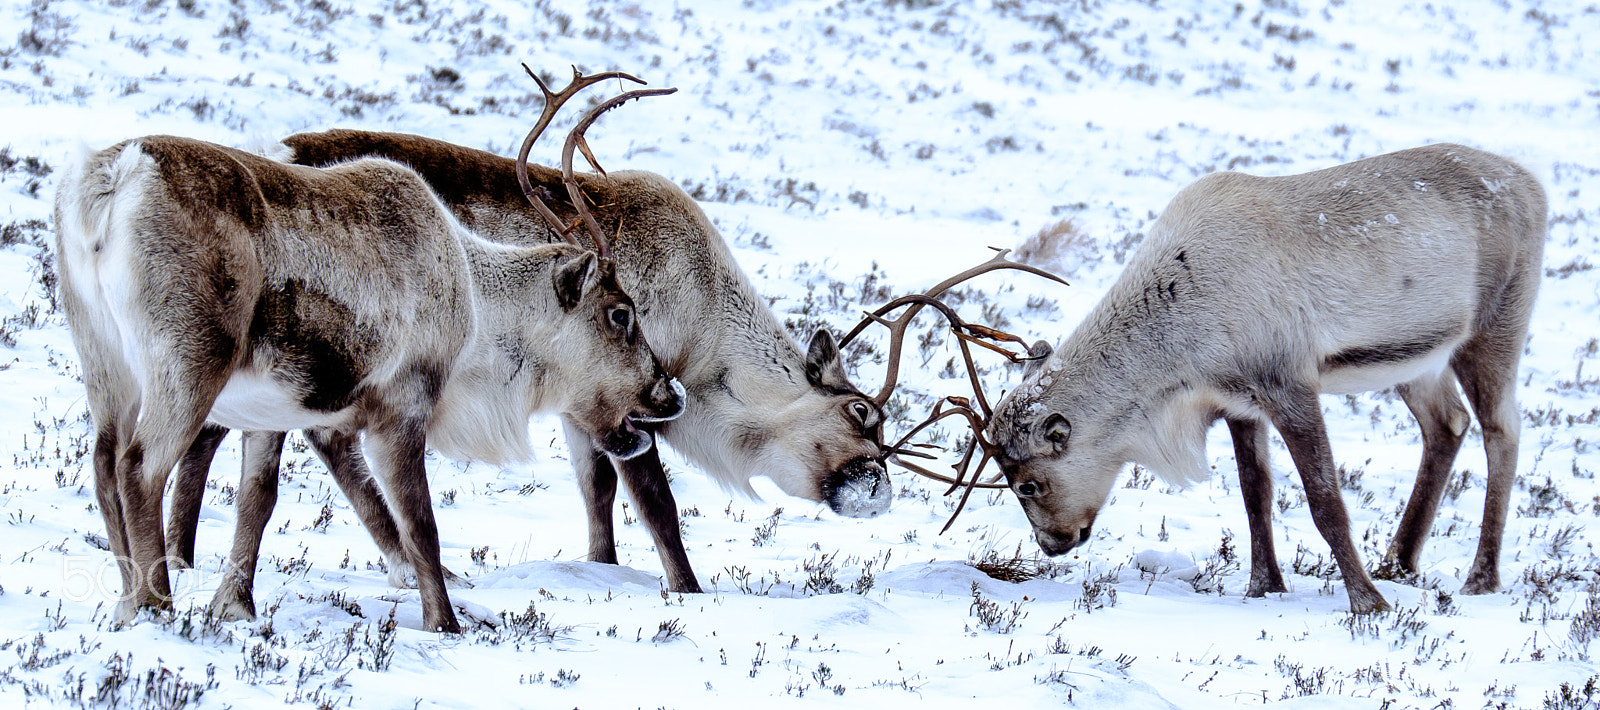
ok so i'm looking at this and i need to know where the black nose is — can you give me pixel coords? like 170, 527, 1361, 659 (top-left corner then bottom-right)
822, 457, 892, 518
637, 378, 686, 423
1036, 525, 1091, 557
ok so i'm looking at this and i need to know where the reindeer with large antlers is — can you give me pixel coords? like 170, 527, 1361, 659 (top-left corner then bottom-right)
56, 77, 686, 630
164, 67, 1064, 597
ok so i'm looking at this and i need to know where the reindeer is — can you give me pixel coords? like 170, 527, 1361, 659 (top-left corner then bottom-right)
55, 125, 684, 632
163, 69, 1060, 596
971, 144, 1545, 613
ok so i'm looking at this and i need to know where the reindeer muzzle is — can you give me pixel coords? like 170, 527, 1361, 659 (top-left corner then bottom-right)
1036, 522, 1094, 557
821, 456, 892, 518
632, 378, 686, 424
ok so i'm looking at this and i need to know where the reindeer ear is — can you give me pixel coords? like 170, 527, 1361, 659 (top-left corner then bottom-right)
1036, 412, 1071, 456
1022, 339, 1054, 379
805, 328, 851, 390
553, 251, 598, 311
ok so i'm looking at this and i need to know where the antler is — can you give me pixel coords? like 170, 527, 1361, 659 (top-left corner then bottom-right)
842, 250, 1068, 532
839, 248, 1066, 407
514, 65, 675, 257
558, 86, 677, 257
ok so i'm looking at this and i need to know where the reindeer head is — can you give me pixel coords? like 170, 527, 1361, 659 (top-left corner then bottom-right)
839, 250, 1068, 530
983, 347, 1124, 556
738, 327, 891, 517
543, 248, 684, 458
507, 66, 689, 459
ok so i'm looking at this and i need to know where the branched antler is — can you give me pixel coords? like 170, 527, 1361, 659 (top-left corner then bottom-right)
840, 248, 1066, 407
514, 65, 676, 257
843, 250, 1067, 531
558, 86, 677, 256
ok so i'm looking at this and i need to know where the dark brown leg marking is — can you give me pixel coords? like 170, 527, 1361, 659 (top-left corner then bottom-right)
1376, 377, 1469, 581
166, 423, 229, 568
616, 444, 701, 594
1266, 384, 1390, 613
1228, 417, 1287, 596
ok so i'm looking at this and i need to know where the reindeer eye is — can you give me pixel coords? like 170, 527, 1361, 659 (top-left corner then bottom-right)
608, 306, 632, 331
1016, 481, 1040, 498
850, 402, 870, 421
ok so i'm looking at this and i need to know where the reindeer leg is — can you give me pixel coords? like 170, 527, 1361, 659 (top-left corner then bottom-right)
1453, 294, 1534, 595
306, 428, 470, 590
166, 424, 229, 568
365, 394, 460, 633
615, 442, 701, 594
1227, 417, 1287, 596
1377, 376, 1470, 581
208, 430, 285, 621
116, 384, 222, 624
564, 418, 620, 566
1266, 383, 1389, 614
92, 418, 137, 617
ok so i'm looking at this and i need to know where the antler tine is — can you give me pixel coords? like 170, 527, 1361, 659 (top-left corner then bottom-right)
839, 251, 1067, 408
845, 293, 969, 407
939, 449, 999, 534
559, 86, 678, 258
515, 65, 647, 244
885, 397, 1008, 493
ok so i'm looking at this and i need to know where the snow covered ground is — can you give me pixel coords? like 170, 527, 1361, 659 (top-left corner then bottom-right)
0, 0, 1596, 707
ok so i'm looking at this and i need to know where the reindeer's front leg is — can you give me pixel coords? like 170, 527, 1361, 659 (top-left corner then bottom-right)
306, 427, 469, 590
1266, 383, 1390, 614
564, 419, 621, 566
1227, 417, 1287, 596
615, 444, 701, 594
364, 402, 460, 634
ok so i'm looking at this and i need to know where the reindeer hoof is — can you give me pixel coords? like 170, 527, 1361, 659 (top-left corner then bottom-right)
112, 599, 142, 628
1371, 557, 1419, 583
207, 587, 258, 622
428, 613, 463, 635
1347, 590, 1391, 614
1459, 571, 1500, 596
1245, 567, 1288, 597
443, 567, 473, 590
388, 562, 472, 590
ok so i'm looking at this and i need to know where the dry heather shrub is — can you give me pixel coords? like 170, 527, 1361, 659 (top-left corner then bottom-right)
1014, 219, 1098, 277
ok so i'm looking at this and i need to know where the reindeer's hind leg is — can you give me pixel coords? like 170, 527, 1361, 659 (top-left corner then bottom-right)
307, 428, 469, 590
1376, 374, 1471, 581
166, 424, 229, 568
207, 430, 285, 621
1228, 417, 1287, 596
115, 377, 228, 623
1266, 382, 1390, 613
615, 444, 701, 594
564, 419, 621, 566
92, 418, 136, 612
1452, 289, 1536, 595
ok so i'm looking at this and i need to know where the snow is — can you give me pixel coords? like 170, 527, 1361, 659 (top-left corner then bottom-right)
1, 0, 1597, 708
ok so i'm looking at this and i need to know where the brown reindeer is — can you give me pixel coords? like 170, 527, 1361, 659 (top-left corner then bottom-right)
55, 127, 683, 631
164, 69, 1062, 596
981, 144, 1546, 613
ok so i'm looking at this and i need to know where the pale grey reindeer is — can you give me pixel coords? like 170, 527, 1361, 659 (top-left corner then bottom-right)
55, 131, 683, 632
164, 69, 897, 596
981, 144, 1545, 613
